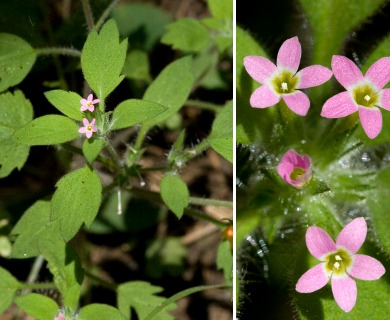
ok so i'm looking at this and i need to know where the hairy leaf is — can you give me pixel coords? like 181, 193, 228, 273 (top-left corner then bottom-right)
160, 173, 189, 219
45, 90, 84, 121
15, 293, 58, 320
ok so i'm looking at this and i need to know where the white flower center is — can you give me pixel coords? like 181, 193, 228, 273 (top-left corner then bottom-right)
364, 95, 371, 102
281, 82, 288, 91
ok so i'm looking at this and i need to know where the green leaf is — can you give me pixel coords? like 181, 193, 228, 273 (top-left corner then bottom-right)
44, 90, 84, 121
13, 115, 79, 146
216, 240, 233, 285
79, 304, 127, 320
0, 33, 36, 92
122, 49, 151, 82
81, 19, 127, 102
111, 99, 166, 130
82, 138, 105, 163
160, 173, 189, 219
117, 281, 176, 320
298, 0, 385, 66
39, 236, 83, 312
51, 166, 102, 241
11, 200, 60, 258
207, 0, 233, 20
161, 18, 210, 52
141, 56, 194, 132
0, 90, 32, 177
112, 4, 172, 51
15, 293, 58, 320
209, 100, 233, 162
0, 266, 19, 314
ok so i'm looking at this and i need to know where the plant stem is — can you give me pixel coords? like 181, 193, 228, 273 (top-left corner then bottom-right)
19, 282, 57, 290
81, 0, 94, 32
188, 197, 233, 208
95, 0, 121, 31
84, 270, 117, 291
185, 99, 223, 113
26, 255, 45, 284
184, 208, 229, 227
192, 139, 210, 155
105, 142, 122, 170
36, 47, 82, 58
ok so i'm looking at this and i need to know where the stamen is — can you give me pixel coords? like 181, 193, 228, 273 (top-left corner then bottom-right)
281, 82, 288, 91
334, 262, 340, 270
364, 95, 371, 102
87, 125, 92, 131
335, 255, 342, 261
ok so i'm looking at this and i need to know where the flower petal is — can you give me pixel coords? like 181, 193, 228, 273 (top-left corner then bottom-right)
277, 36, 301, 73
331, 276, 357, 312
276, 161, 294, 183
348, 254, 385, 280
80, 105, 88, 112
80, 99, 88, 105
332, 55, 364, 89
244, 56, 277, 84
282, 91, 310, 116
249, 85, 280, 108
321, 91, 358, 118
86, 131, 93, 139
306, 226, 337, 260
336, 217, 367, 254
359, 107, 382, 139
87, 93, 93, 101
78, 127, 86, 133
379, 88, 390, 111
365, 57, 390, 90
82, 118, 89, 126
296, 263, 329, 293
296, 65, 333, 89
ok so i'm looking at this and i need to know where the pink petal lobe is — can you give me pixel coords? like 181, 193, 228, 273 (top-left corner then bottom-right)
80, 105, 88, 111
348, 254, 385, 280
92, 99, 100, 104
296, 263, 329, 293
82, 118, 89, 126
282, 91, 310, 116
306, 226, 337, 260
244, 56, 277, 84
87, 94, 93, 101
336, 217, 367, 254
86, 131, 93, 139
331, 276, 357, 312
277, 36, 301, 73
365, 57, 390, 89
276, 161, 294, 182
91, 119, 96, 125
80, 99, 87, 104
380, 88, 390, 111
321, 91, 358, 118
249, 85, 280, 108
78, 127, 86, 134
296, 65, 333, 89
359, 107, 382, 139
332, 55, 363, 89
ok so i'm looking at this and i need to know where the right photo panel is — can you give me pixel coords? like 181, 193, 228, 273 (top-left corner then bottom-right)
236, 1, 390, 319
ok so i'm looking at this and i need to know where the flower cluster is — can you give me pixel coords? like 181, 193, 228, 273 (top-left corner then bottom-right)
277, 149, 311, 188
244, 36, 390, 139
79, 93, 99, 139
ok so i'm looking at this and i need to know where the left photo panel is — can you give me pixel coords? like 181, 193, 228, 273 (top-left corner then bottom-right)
0, 0, 233, 319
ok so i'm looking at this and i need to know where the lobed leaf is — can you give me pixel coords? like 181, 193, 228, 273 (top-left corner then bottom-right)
78, 304, 127, 320
13, 114, 79, 146
51, 166, 102, 241
81, 19, 127, 102
44, 90, 84, 121
160, 173, 189, 219
0, 33, 36, 92
15, 293, 59, 320
111, 99, 166, 130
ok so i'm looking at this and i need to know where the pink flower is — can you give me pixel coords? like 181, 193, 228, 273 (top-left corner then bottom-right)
243, 36, 332, 116
296, 217, 385, 312
321, 56, 390, 139
277, 149, 311, 188
80, 94, 100, 112
54, 312, 65, 320
78, 118, 97, 139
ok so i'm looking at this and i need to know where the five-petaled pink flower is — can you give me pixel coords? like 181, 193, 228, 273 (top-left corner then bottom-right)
54, 312, 65, 320
80, 94, 100, 112
78, 118, 97, 139
296, 217, 385, 312
243, 36, 333, 116
277, 149, 311, 188
321, 56, 390, 139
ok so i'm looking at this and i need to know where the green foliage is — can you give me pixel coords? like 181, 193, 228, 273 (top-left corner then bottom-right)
11, 200, 60, 258
111, 99, 166, 130
15, 293, 58, 320
216, 240, 233, 285
0, 266, 19, 314
82, 138, 105, 163
51, 166, 102, 241
44, 90, 84, 121
78, 304, 127, 320
160, 173, 189, 219
0, 33, 36, 92
122, 49, 151, 82
13, 115, 79, 146
117, 281, 176, 320
39, 236, 83, 312
207, 0, 233, 20
0, 90, 32, 177
161, 18, 210, 52
81, 19, 127, 102
209, 100, 233, 162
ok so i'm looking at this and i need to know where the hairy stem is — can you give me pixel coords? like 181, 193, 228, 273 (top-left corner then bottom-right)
81, 0, 94, 32
95, 0, 121, 31
185, 99, 223, 113
36, 47, 82, 57
188, 197, 233, 208
19, 282, 57, 291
